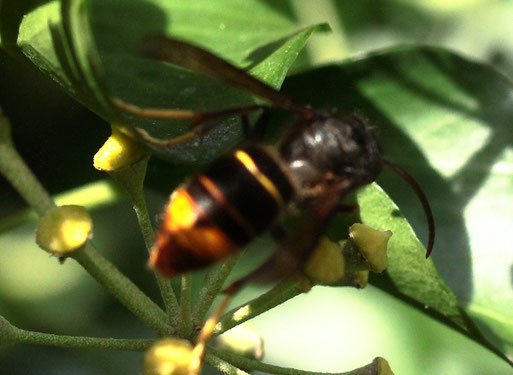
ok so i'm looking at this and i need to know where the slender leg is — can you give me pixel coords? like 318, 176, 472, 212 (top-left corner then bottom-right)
188, 284, 242, 375
113, 97, 270, 147
337, 203, 359, 214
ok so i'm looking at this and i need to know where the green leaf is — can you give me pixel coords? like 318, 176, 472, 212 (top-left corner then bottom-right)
282, 46, 513, 362
357, 183, 462, 324
3, 0, 324, 163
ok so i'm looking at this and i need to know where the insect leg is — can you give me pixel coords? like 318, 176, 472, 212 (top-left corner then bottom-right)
188, 283, 243, 375
113, 97, 269, 147
337, 203, 359, 214
112, 97, 197, 119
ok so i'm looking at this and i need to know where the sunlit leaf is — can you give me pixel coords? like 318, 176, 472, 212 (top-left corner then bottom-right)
283, 46, 513, 361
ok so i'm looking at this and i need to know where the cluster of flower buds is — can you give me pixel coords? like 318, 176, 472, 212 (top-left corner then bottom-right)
303, 223, 393, 288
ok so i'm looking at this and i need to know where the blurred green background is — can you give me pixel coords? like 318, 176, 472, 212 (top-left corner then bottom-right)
1, 0, 513, 374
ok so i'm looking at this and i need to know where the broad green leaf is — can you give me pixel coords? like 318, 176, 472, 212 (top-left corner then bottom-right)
282, 46, 513, 361
2, 0, 324, 163
357, 184, 462, 326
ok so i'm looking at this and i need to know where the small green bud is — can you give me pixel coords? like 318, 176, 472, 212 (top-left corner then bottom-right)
337, 269, 370, 289
143, 338, 194, 375
375, 357, 394, 375
93, 126, 150, 172
213, 323, 264, 362
354, 270, 369, 288
36, 205, 92, 256
303, 237, 345, 285
349, 223, 392, 273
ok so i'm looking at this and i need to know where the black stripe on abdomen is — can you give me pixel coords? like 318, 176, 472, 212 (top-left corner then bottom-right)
241, 144, 294, 202
202, 148, 289, 234
185, 178, 252, 246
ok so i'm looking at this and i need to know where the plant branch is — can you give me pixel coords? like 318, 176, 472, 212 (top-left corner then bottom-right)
110, 161, 180, 328
71, 243, 171, 336
178, 273, 193, 338
203, 351, 250, 375
213, 277, 303, 337
15, 328, 154, 351
192, 255, 241, 329
207, 348, 386, 375
0, 113, 55, 216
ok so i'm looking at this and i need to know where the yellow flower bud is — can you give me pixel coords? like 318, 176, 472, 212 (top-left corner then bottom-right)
36, 205, 92, 256
93, 126, 149, 171
303, 237, 345, 285
144, 339, 194, 375
213, 323, 264, 361
349, 224, 392, 273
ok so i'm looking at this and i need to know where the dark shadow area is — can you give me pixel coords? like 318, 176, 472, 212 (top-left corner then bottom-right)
0, 49, 109, 214
0, 338, 144, 374
332, 0, 440, 36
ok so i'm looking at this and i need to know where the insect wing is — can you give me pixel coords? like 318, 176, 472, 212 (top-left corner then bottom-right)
141, 35, 303, 113
225, 181, 352, 293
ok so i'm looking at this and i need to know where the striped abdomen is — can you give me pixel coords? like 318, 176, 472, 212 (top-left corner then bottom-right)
149, 144, 294, 277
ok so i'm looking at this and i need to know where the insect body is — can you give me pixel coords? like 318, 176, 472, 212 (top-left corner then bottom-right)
115, 34, 435, 375
115, 35, 434, 283
151, 143, 295, 276
150, 114, 382, 278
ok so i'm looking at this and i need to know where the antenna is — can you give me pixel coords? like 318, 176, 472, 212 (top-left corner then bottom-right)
383, 159, 435, 258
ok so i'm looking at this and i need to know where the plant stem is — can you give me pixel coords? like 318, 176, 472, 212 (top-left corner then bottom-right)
0, 114, 55, 216
203, 352, 250, 375
15, 328, 154, 351
72, 243, 171, 336
178, 273, 193, 338
192, 255, 241, 329
207, 348, 384, 375
0, 113, 171, 336
213, 277, 303, 337
111, 162, 180, 328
